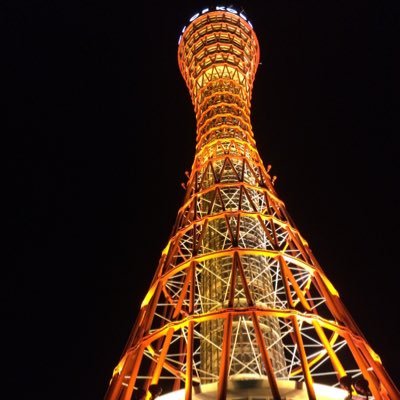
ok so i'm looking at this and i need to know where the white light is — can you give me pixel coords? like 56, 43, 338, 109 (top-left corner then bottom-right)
201, 8, 209, 14
226, 8, 238, 14
156, 381, 348, 400
181, 26, 186, 33
240, 13, 247, 21
313, 383, 348, 398
178, 35, 182, 44
189, 13, 200, 22
248, 20, 253, 28
157, 389, 185, 400
216, 6, 225, 11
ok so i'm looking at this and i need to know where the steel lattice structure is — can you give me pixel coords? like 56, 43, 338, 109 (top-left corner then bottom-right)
105, 8, 399, 400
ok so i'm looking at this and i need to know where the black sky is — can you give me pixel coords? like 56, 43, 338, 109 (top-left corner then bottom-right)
5, 0, 400, 398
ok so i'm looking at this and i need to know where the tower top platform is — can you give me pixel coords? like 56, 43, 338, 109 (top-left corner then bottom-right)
178, 6, 255, 46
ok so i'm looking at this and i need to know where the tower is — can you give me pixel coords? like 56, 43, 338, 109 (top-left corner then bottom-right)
105, 7, 399, 400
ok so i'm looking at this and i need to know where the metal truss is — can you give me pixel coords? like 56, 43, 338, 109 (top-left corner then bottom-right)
105, 9, 399, 400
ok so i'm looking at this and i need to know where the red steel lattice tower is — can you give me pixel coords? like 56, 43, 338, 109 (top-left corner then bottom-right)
105, 7, 399, 400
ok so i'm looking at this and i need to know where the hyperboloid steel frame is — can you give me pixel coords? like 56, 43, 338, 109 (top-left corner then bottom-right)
105, 9, 399, 400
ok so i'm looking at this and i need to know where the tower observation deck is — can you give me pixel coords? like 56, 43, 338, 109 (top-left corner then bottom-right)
105, 7, 399, 400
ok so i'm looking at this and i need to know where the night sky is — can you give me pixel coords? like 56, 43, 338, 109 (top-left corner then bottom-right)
6, 0, 399, 398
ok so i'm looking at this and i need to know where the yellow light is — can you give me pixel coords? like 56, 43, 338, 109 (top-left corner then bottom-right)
162, 241, 171, 256
141, 287, 155, 308
321, 274, 340, 297
112, 356, 126, 377
366, 344, 382, 363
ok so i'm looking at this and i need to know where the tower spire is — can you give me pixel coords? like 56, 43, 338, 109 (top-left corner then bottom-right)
105, 7, 399, 400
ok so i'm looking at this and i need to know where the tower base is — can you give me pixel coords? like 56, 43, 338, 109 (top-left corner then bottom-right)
157, 376, 350, 399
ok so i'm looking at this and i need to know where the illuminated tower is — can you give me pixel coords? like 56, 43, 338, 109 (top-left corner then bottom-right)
105, 7, 399, 400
